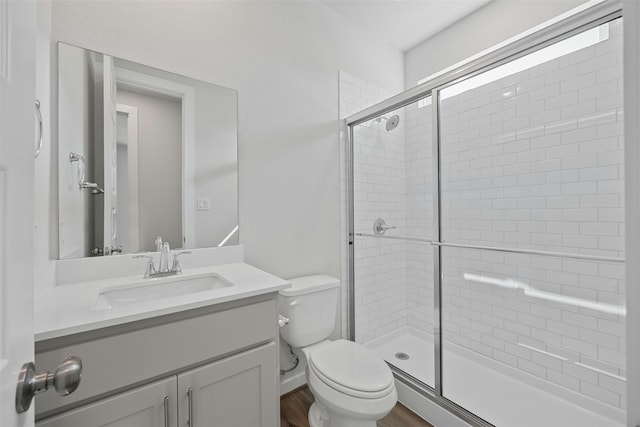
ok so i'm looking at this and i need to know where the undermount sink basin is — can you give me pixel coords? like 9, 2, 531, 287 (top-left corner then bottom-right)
93, 273, 233, 309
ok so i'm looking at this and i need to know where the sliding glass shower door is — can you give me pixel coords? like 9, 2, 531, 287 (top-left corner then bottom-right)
350, 96, 435, 388
348, 7, 625, 427
438, 17, 625, 426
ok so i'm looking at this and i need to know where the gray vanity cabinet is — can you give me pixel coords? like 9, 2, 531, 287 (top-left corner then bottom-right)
37, 342, 277, 427
37, 377, 177, 427
35, 295, 280, 427
178, 342, 277, 426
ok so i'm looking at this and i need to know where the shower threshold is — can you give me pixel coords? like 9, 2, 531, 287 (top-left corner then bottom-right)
364, 326, 623, 427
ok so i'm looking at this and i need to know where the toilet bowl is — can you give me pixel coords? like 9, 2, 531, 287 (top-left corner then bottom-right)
279, 275, 397, 427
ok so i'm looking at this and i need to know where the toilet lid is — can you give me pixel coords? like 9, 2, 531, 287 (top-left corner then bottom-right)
309, 340, 394, 395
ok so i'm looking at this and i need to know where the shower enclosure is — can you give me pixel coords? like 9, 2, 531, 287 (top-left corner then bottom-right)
344, 3, 625, 426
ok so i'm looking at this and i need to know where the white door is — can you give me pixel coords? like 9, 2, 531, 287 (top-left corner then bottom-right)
116, 104, 140, 253
103, 55, 118, 253
0, 0, 36, 425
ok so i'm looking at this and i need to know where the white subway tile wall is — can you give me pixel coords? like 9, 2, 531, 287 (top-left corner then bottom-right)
351, 85, 409, 344
440, 19, 625, 410
339, 70, 396, 340
440, 20, 624, 258
405, 100, 434, 334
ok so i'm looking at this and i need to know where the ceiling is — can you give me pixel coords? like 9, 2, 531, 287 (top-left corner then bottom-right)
321, 0, 492, 52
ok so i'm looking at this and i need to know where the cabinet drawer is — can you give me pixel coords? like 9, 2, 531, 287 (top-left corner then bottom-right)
36, 298, 277, 418
37, 377, 177, 427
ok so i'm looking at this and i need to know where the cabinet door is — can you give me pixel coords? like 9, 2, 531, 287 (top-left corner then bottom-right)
37, 377, 177, 427
178, 342, 277, 427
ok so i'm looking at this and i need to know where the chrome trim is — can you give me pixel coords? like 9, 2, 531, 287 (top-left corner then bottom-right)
355, 232, 432, 243
432, 88, 443, 396
171, 250, 192, 274
187, 387, 194, 427
163, 396, 169, 427
345, 1, 621, 128
432, 241, 624, 264
354, 233, 624, 264
346, 121, 356, 341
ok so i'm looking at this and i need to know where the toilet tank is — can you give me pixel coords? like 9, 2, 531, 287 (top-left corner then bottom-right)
279, 275, 340, 348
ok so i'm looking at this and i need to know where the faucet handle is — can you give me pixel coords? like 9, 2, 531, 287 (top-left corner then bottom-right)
133, 255, 157, 278
171, 251, 191, 274
155, 236, 163, 252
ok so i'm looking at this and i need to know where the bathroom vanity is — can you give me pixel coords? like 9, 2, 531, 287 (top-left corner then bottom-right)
33, 249, 289, 427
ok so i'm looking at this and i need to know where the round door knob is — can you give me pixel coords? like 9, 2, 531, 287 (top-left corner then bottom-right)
15, 356, 83, 413
53, 356, 82, 395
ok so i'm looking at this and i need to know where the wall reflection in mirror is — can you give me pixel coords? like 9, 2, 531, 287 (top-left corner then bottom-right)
58, 42, 238, 259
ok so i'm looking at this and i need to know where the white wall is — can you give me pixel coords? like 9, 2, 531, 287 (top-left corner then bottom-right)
37, 0, 403, 284
404, 0, 589, 88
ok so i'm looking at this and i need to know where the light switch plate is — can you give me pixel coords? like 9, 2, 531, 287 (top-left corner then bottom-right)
197, 198, 211, 210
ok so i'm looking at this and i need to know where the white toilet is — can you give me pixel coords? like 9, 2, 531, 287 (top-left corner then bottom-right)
279, 275, 397, 427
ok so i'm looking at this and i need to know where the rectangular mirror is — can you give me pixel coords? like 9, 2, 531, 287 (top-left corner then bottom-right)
58, 42, 238, 259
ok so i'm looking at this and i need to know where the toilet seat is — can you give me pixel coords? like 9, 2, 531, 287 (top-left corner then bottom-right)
309, 340, 395, 399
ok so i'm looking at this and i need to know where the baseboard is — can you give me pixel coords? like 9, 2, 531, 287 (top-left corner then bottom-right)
280, 371, 306, 396
396, 380, 472, 427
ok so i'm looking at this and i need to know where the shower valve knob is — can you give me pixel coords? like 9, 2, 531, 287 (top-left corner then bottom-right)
373, 218, 396, 235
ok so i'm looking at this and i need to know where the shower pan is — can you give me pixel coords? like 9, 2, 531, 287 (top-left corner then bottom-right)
344, 3, 625, 427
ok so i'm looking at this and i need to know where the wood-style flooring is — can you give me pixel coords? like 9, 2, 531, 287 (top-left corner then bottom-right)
280, 386, 434, 427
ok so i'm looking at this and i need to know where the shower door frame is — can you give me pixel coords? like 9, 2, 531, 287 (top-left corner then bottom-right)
345, 1, 624, 426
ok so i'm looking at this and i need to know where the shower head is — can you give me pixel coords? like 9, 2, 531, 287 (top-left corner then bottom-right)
385, 114, 400, 131
375, 114, 400, 131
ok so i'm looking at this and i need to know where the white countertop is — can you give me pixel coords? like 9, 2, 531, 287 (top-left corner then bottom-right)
35, 262, 290, 342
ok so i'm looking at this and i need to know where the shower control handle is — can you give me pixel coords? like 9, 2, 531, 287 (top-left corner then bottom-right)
373, 218, 396, 235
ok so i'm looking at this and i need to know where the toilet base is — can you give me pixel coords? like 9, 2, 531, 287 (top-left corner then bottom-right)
308, 401, 379, 427
308, 402, 329, 427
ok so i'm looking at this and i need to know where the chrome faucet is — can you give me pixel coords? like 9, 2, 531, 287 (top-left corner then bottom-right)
133, 238, 191, 278
159, 242, 171, 273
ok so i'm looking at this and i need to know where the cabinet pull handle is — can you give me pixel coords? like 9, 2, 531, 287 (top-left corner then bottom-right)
163, 396, 169, 427
187, 387, 194, 427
